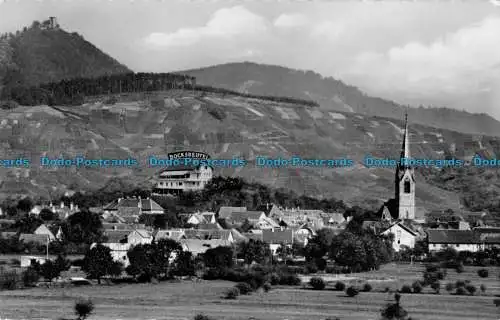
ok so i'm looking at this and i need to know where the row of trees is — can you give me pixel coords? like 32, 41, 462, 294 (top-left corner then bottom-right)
1, 73, 320, 108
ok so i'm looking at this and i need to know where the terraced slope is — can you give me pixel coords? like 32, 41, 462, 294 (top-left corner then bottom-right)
0, 91, 498, 213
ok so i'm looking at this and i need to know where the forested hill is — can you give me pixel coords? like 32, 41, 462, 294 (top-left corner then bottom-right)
0, 19, 131, 91
180, 62, 500, 137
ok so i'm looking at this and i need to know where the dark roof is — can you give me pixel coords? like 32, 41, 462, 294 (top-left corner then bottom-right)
197, 223, 222, 230
103, 198, 164, 212
226, 211, 264, 223
427, 229, 478, 244
381, 222, 418, 236
377, 199, 399, 220
218, 206, 247, 219
159, 163, 211, 172
19, 234, 49, 244
262, 229, 293, 244
184, 229, 231, 240
104, 230, 131, 243
102, 223, 132, 230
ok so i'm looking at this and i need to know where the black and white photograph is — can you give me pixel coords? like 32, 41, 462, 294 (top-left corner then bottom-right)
0, 0, 499, 319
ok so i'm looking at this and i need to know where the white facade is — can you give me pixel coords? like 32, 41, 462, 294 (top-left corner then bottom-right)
381, 223, 417, 252
153, 165, 212, 195
428, 243, 480, 253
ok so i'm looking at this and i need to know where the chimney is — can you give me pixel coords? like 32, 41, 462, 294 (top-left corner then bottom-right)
266, 203, 269, 210
60, 201, 64, 209
70, 202, 74, 211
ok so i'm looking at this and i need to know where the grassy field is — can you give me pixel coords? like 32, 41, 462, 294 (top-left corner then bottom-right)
0, 264, 498, 320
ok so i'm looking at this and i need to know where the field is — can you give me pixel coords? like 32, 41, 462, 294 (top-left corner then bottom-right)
0, 263, 498, 320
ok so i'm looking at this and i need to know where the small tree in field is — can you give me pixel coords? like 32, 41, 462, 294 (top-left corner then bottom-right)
381, 293, 411, 320
74, 299, 94, 320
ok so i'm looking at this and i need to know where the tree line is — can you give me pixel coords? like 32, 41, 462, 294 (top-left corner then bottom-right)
0, 74, 319, 108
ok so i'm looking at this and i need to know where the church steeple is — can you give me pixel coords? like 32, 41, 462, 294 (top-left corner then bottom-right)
395, 110, 415, 220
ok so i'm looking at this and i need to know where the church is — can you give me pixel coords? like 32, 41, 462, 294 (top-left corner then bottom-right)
378, 112, 418, 222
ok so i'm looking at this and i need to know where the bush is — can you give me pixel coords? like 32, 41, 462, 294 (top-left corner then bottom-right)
455, 287, 467, 295
346, 286, 359, 297
235, 282, 253, 295
263, 282, 271, 292
315, 258, 327, 271
224, 287, 240, 299
480, 284, 486, 294
194, 315, 214, 320
22, 268, 40, 287
325, 266, 335, 274
411, 281, 422, 293
465, 284, 476, 295
400, 284, 412, 294
362, 283, 372, 292
74, 299, 94, 320
309, 277, 326, 290
430, 281, 440, 293
445, 282, 454, 292
278, 273, 301, 286
477, 269, 489, 278
455, 264, 464, 273
268, 272, 280, 285
305, 263, 318, 274
334, 281, 346, 291
455, 280, 466, 288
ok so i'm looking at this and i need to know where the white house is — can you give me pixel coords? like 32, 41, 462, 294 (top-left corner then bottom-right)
381, 222, 418, 252
187, 211, 216, 225
427, 229, 480, 253
34, 224, 56, 242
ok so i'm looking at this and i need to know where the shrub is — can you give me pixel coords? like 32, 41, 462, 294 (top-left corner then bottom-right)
305, 263, 318, 274
455, 287, 467, 295
346, 286, 359, 297
400, 284, 412, 294
494, 298, 500, 307
224, 287, 240, 299
278, 273, 301, 286
334, 281, 346, 291
194, 314, 215, 320
480, 284, 486, 294
477, 269, 489, 278
309, 277, 326, 290
325, 266, 335, 274
445, 282, 454, 293
411, 281, 422, 293
465, 284, 476, 295
235, 282, 253, 295
263, 282, 271, 292
430, 281, 440, 293
315, 258, 327, 271
362, 283, 372, 292
74, 299, 94, 320
0, 271, 19, 290
455, 264, 464, 273
268, 272, 280, 285
10, 258, 20, 266
455, 280, 466, 288
22, 268, 40, 287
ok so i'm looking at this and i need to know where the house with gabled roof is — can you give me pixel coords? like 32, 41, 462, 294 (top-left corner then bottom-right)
187, 211, 217, 225
218, 206, 247, 219
153, 229, 186, 242
262, 229, 294, 255
184, 229, 234, 242
102, 197, 164, 221
179, 239, 231, 256
34, 224, 56, 242
19, 234, 50, 246
224, 211, 266, 227
381, 222, 419, 252
427, 229, 480, 252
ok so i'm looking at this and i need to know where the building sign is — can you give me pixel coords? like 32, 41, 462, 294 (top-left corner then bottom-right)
167, 151, 210, 160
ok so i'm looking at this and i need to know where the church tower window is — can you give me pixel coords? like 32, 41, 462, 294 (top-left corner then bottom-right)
404, 179, 411, 193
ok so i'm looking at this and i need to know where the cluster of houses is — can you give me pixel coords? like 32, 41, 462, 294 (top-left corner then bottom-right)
88, 196, 350, 266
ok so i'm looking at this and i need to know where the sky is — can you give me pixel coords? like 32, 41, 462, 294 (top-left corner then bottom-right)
0, 0, 499, 119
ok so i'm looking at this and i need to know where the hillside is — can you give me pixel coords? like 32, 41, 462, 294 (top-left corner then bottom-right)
0, 20, 131, 91
1, 90, 499, 217
180, 62, 500, 137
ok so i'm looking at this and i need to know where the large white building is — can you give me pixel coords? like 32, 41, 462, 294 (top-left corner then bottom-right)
153, 151, 213, 195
